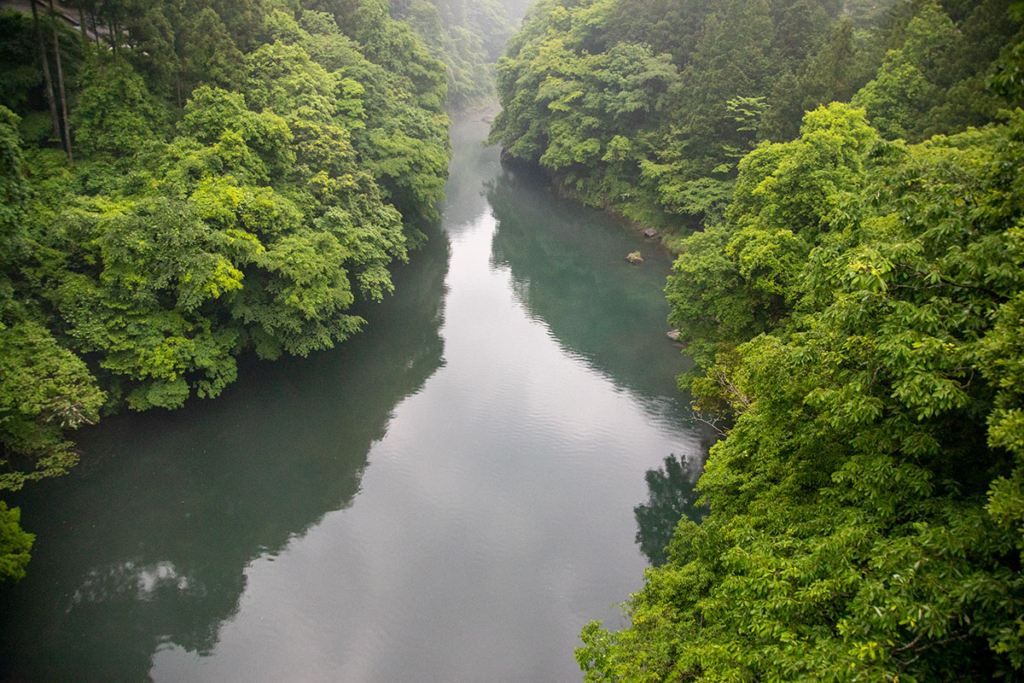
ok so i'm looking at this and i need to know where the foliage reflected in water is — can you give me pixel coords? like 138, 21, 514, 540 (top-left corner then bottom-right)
487, 168, 690, 424
0, 227, 450, 682
633, 454, 704, 567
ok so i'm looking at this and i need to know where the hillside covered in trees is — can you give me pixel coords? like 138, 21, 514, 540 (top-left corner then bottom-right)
490, 0, 1024, 679
0, 0, 469, 580
391, 0, 516, 108
490, 0, 1023, 233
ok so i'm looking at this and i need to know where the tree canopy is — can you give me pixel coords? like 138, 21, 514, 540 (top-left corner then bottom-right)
489, 0, 1024, 231
577, 99, 1024, 683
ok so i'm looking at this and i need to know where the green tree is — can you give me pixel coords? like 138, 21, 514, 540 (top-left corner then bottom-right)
0, 501, 33, 582
579, 103, 1024, 683
0, 106, 28, 254
124, 1, 179, 98
0, 321, 105, 486
246, 41, 338, 125
52, 199, 241, 410
72, 59, 164, 157
177, 7, 247, 98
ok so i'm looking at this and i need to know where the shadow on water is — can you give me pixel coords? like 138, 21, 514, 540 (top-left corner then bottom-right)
487, 166, 695, 428
0, 225, 451, 682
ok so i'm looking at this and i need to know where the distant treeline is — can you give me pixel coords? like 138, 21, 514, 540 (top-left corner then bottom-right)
490, 0, 1024, 680
390, 0, 516, 109
490, 0, 1023, 233
0, 0, 454, 580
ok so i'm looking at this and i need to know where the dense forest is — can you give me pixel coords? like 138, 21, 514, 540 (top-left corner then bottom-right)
490, 0, 1023, 233
0, 0, 526, 580
489, 0, 1024, 679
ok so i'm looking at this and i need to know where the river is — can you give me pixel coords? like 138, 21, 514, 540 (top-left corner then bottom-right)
0, 115, 708, 682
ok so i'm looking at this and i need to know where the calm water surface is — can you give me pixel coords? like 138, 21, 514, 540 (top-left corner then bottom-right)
0, 116, 707, 682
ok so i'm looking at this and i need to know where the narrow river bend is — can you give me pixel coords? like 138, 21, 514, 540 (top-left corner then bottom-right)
0, 116, 707, 682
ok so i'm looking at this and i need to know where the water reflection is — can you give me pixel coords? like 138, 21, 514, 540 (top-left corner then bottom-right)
0, 226, 450, 682
72, 561, 194, 605
633, 454, 707, 566
440, 113, 502, 231
1, 115, 712, 683
488, 167, 693, 426
488, 167, 713, 568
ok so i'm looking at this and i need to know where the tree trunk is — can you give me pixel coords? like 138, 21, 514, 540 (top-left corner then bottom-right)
77, 2, 89, 51
31, 0, 61, 141
48, 0, 73, 164
89, 5, 103, 69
